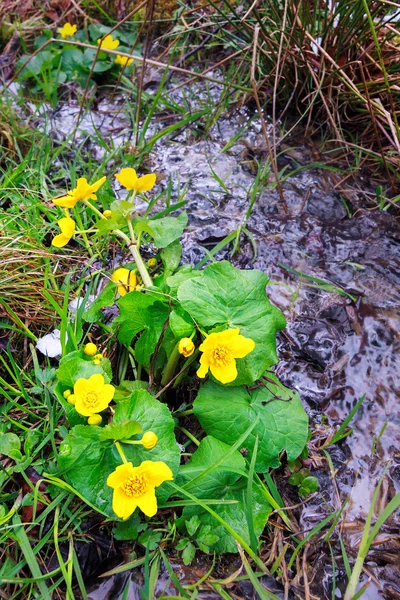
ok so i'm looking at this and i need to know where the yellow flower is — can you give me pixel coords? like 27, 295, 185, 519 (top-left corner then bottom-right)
178, 338, 195, 358
97, 34, 120, 50
147, 257, 157, 268
111, 267, 137, 296
52, 216, 76, 248
114, 168, 156, 192
141, 432, 158, 450
53, 176, 106, 208
107, 460, 173, 519
58, 23, 77, 39
115, 54, 133, 67
197, 328, 255, 384
84, 342, 97, 357
68, 373, 115, 417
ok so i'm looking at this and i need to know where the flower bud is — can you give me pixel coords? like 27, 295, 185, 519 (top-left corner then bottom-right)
141, 431, 158, 449
63, 389, 71, 399
178, 337, 195, 358
88, 414, 102, 425
67, 394, 76, 405
84, 342, 97, 357
93, 353, 103, 365
147, 257, 157, 268
103, 210, 112, 219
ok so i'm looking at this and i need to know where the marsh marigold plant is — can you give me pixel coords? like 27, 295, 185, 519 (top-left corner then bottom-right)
197, 328, 255, 384
107, 460, 173, 519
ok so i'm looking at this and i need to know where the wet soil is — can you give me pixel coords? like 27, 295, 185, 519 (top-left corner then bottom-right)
9, 72, 400, 598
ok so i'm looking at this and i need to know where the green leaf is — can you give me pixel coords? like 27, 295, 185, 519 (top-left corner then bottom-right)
169, 308, 195, 339
0, 433, 21, 459
57, 390, 180, 517
56, 351, 112, 388
177, 261, 286, 385
176, 436, 271, 554
186, 514, 200, 537
167, 266, 202, 296
114, 292, 169, 367
82, 282, 116, 323
98, 420, 142, 441
110, 199, 135, 219
177, 436, 245, 498
161, 241, 182, 275
135, 212, 188, 249
182, 542, 196, 565
299, 476, 319, 497
194, 376, 308, 470
113, 515, 144, 541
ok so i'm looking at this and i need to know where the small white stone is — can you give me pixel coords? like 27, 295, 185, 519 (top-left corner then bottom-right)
36, 329, 62, 358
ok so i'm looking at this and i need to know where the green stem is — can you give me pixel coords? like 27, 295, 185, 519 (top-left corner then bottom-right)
83, 199, 152, 287
120, 439, 142, 445
161, 342, 180, 387
74, 210, 93, 256
115, 441, 128, 464
177, 426, 200, 447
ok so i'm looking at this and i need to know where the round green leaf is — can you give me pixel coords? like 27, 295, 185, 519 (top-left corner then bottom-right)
194, 377, 309, 470
177, 261, 286, 385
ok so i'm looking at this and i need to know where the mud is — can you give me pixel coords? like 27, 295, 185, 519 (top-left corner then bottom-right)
9, 71, 400, 599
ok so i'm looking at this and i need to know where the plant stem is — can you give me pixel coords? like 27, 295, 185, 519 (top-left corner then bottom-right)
177, 426, 200, 447
74, 210, 93, 256
115, 441, 128, 464
83, 198, 152, 287
161, 342, 180, 387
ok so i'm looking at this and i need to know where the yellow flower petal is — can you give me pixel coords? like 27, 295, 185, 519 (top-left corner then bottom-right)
112, 486, 137, 519
73, 377, 88, 396
107, 462, 135, 489
102, 383, 116, 404
90, 175, 107, 193
51, 233, 69, 248
230, 334, 255, 358
53, 194, 77, 208
196, 355, 210, 378
210, 359, 238, 384
136, 174, 156, 192
58, 217, 76, 237
114, 168, 138, 190
87, 373, 105, 393
141, 461, 173, 487
136, 488, 158, 517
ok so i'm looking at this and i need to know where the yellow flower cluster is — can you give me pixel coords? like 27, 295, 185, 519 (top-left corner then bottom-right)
63, 370, 169, 520
50, 170, 156, 248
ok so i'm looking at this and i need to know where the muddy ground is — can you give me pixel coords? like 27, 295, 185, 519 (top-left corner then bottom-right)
7, 71, 400, 599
